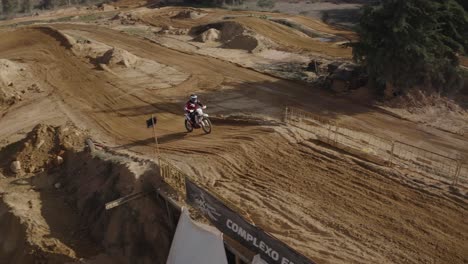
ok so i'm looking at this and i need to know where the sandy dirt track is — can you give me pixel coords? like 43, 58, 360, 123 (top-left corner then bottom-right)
50, 23, 468, 160
0, 20, 467, 264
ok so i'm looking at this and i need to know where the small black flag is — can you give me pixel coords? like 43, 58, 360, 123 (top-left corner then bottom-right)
146, 116, 157, 128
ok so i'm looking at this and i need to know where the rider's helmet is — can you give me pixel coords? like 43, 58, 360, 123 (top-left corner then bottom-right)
189, 94, 198, 103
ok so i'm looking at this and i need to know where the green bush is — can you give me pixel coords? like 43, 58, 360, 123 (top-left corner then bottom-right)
2, 0, 18, 14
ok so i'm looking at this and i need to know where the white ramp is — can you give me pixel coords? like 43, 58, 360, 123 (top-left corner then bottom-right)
167, 207, 228, 264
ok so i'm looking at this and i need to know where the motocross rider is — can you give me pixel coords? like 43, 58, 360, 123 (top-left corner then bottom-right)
184, 94, 204, 125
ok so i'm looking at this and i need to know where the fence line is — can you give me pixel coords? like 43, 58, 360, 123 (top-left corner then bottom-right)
284, 106, 467, 187
158, 158, 253, 221
391, 141, 460, 184
159, 157, 187, 197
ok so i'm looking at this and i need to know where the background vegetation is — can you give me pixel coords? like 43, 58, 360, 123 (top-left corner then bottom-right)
353, 0, 468, 95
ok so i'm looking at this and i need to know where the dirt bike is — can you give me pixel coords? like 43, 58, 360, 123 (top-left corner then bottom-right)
185, 106, 212, 134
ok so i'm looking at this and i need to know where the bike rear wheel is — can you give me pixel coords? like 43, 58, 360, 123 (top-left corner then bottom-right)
185, 119, 193, 132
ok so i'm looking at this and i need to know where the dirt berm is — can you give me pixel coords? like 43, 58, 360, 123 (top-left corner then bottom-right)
0, 124, 174, 264
172, 9, 206, 20
190, 21, 267, 52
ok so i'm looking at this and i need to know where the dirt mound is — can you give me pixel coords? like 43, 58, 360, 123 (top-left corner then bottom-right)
0, 125, 173, 264
34, 27, 74, 49
111, 12, 140, 25
59, 31, 111, 61
59, 150, 171, 264
223, 34, 263, 53
0, 59, 26, 105
60, 31, 189, 88
0, 125, 97, 263
158, 25, 189, 35
0, 187, 92, 264
0, 124, 86, 176
194, 28, 221, 42
172, 10, 206, 19
98, 47, 138, 68
190, 21, 245, 42
222, 35, 260, 52
0, 59, 43, 107
190, 21, 266, 52
98, 3, 119, 11
0, 59, 24, 87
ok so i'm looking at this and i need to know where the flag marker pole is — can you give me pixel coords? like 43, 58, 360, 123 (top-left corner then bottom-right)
151, 114, 162, 177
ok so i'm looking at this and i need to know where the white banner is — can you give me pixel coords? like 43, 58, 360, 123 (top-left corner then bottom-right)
166, 207, 228, 264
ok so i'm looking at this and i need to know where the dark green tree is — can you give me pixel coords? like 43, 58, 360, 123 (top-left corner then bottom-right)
2, 0, 18, 14
353, 0, 468, 95
22, 0, 32, 13
455, 0, 467, 11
